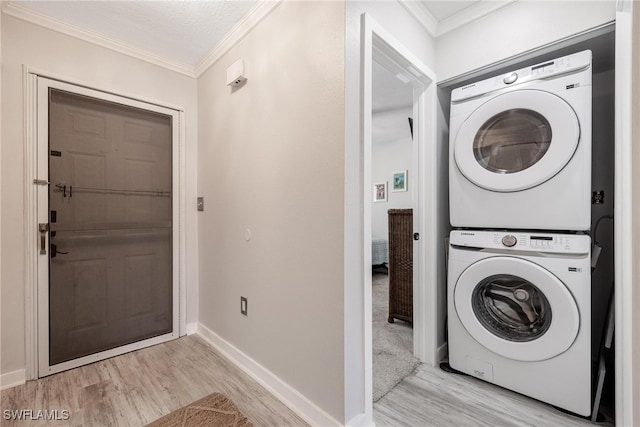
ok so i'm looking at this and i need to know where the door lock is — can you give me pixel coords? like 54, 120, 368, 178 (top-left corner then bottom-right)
38, 223, 49, 254
413, 233, 420, 241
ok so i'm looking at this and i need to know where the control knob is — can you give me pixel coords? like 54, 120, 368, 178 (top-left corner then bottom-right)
501, 234, 517, 247
503, 72, 518, 84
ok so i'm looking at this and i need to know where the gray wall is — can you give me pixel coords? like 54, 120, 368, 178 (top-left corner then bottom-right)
197, 1, 346, 422
591, 68, 615, 355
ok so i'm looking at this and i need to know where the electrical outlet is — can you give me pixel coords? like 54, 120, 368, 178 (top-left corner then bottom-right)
240, 297, 248, 316
197, 197, 204, 211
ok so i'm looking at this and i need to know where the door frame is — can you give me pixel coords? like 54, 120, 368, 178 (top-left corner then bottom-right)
360, 13, 438, 422
23, 68, 187, 379
614, 0, 638, 424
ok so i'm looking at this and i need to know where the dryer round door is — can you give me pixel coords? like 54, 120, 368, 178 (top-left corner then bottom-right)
454, 90, 580, 192
454, 256, 580, 362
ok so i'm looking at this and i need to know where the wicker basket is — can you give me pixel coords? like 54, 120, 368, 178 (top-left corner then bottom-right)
387, 209, 413, 324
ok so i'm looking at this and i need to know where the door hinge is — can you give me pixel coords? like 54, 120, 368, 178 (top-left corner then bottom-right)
33, 179, 50, 186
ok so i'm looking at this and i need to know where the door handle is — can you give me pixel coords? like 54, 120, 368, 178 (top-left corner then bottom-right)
39, 223, 49, 255
51, 244, 69, 258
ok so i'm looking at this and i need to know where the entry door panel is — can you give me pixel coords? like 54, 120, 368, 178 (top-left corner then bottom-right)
46, 88, 173, 367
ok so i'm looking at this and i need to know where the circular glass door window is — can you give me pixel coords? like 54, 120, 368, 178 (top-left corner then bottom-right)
473, 109, 552, 174
472, 274, 552, 342
454, 256, 580, 361
453, 90, 580, 192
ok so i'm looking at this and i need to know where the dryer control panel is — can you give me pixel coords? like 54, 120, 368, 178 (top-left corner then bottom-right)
451, 50, 592, 103
450, 230, 591, 255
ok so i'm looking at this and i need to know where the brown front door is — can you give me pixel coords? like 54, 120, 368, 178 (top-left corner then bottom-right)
47, 88, 173, 366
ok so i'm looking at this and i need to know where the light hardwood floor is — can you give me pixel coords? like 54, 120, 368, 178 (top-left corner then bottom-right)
0, 335, 308, 427
374, 363, 612, 427
3, 335, 611, 427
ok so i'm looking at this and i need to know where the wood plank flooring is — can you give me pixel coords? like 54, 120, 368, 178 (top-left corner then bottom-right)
2, 334, 612, 426
374, 363, 612, 427
0, 335, 308, 427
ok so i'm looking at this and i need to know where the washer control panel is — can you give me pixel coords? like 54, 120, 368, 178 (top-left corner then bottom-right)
451, 50, 592, 103
450, 230, 590, 255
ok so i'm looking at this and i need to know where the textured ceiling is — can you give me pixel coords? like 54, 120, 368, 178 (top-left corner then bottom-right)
8, 0, 500, 70
12, 0, 257, 66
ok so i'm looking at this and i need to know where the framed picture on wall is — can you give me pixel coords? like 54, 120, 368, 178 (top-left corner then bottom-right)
392, 170, 408, 192
373, 182, 388, 202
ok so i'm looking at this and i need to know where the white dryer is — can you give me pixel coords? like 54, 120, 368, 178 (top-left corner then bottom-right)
447, 229, 591, 416
449, 50, 592, 230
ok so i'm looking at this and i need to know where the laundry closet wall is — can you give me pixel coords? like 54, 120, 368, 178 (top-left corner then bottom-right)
0, 14, 199, 383
436, 1, 616, 81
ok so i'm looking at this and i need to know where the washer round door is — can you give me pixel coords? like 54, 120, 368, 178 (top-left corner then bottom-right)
454, 89, 580, 192
454, 256, 580, 362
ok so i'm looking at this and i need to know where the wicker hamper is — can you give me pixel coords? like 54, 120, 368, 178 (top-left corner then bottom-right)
387, 209, 413, 324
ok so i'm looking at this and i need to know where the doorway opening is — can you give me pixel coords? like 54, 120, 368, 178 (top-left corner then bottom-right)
360, 15, 440, 420
34, 77, 182, 377
370, 57, 418, 401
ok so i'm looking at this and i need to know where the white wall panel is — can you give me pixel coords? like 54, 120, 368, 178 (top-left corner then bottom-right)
436, 1, 615, 82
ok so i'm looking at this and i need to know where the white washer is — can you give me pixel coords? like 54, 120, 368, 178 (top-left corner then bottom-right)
448, 229, 591, 416
449, 50, 592, 230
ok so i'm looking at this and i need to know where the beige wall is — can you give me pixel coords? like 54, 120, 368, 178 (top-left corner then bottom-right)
197, 1, 345, 422
0, 14, 199, 377
436, 1, 616, 82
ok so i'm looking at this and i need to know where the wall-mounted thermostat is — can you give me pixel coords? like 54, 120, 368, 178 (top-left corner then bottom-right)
227, 59, 247, 87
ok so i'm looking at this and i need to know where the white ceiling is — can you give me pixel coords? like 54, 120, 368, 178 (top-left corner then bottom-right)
372, 60, 413, 114
4, 1, 515, 75
372, 60, 413, 144
422, 1, 479, 21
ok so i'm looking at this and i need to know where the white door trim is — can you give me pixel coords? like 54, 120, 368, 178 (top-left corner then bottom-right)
23, 69, 187, 379
614, 0, 637, 424
358, 12, 438, 423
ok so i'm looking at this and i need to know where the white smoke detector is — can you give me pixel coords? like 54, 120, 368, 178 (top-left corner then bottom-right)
227, 59, 247, 87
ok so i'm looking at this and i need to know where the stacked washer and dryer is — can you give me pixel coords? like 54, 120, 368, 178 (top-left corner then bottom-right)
447, 50, 594, 416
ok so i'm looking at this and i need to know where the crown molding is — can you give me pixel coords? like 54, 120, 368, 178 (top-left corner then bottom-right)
399, 0, 517, 38
436, 0, 516, 36
1, 2, 196, 78
193, 0, 282, 77
398, 1, 438, 37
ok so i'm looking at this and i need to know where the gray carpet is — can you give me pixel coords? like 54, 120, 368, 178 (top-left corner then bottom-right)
372, 272, 420, 402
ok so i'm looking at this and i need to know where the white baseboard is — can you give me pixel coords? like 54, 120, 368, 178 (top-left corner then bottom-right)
0, 369, 26, 390
185, 322, 198, 335
437, 342, 448, 363
196, 323, 341, 426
